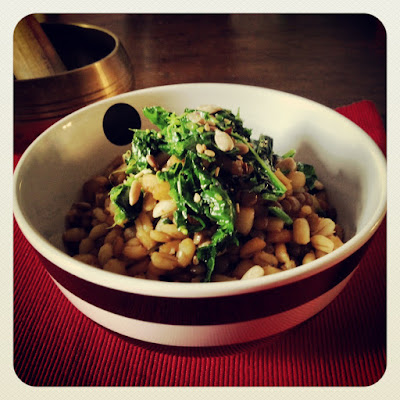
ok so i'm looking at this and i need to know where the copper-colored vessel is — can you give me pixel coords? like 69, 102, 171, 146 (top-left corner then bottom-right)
14, 22, 134, 152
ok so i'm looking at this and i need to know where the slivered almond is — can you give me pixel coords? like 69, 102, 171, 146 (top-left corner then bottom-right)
146, 154, 158, 170
187, 111, 205, 124
129, 180, 142, 206
152, 199, 177, 218
214, 128, 234, 152
196, 104, 222, 114
235, 142, 249, 155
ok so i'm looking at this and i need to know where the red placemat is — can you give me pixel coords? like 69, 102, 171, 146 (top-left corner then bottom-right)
13, 100, 386, 386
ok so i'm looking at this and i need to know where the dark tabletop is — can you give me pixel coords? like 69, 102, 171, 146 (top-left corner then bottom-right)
40, 13, 386, 126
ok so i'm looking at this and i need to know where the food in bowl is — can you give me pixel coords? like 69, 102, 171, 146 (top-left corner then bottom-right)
15, 82, 386, 346
63, 105, 345, 283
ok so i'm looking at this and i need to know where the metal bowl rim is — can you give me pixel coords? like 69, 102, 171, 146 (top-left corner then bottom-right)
14, 21, 122, 84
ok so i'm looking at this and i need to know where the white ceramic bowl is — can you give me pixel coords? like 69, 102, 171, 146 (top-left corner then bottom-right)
13, 83, 386, 347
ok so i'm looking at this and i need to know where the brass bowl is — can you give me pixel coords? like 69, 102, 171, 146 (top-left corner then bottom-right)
14, 22, 134, 153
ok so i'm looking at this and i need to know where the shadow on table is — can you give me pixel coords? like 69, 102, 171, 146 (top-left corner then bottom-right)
105, 324, 290, 357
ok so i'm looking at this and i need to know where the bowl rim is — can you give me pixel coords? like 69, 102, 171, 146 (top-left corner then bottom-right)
13, 82, 387, 299
14, 21, 121, 83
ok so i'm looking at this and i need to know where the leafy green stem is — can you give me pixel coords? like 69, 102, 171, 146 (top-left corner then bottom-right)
231, 132, 287, 195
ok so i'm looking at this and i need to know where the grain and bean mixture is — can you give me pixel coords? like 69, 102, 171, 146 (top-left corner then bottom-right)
63, 105, 345, 282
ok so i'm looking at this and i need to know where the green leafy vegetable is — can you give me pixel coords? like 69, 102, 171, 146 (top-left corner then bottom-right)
268, 206, 293, 225
231, 132, 287, 200
143, 106, 173, 129
158, 151, 238, 280
296, 162, 318, 190
253, 134, 275, 167
108, 105, 319, 282
124, 128, 163, 174
109, 178, 143, 226
281, 149, 296, 159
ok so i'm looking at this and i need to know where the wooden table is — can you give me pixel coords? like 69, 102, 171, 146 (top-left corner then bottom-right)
40, 13, 386, 125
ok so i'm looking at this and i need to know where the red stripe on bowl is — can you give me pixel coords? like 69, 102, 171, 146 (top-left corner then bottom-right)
38, 243, 368, 326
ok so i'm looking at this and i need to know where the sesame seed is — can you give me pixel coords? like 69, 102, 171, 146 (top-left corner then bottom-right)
215, 166, 220, 177
193, 193, 201, 203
